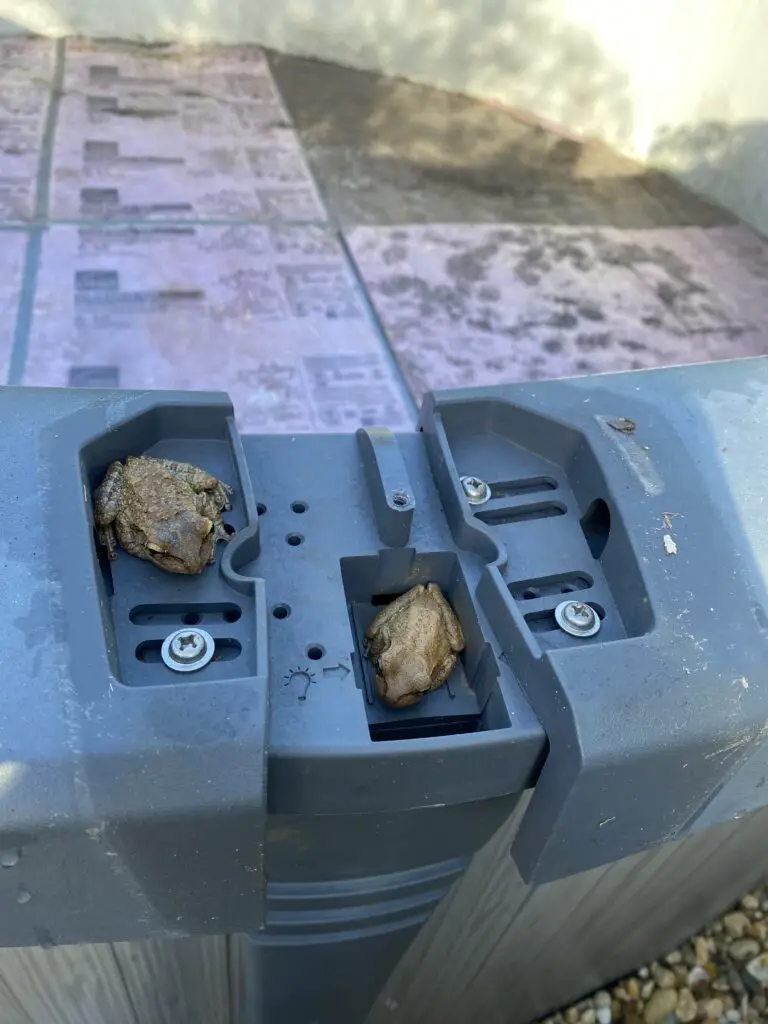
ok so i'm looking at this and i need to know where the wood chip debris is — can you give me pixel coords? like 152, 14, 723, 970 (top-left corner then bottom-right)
663, 534, 678, 556
607, 417, 636, 434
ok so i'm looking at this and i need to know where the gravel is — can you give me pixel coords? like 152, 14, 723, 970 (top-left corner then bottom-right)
539, 887, 768, 1024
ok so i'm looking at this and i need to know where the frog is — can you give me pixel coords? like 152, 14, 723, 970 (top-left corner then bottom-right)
364, 583, 465, 709
94, 455, 233, 575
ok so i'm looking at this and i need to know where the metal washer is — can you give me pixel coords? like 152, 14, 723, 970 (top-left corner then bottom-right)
161, 627, 216, 673
554, 600, 601, 638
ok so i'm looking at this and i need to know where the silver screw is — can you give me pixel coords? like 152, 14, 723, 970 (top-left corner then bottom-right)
460, 475, 491, 505
554, 600, 601, 638
161, 627, 216, 673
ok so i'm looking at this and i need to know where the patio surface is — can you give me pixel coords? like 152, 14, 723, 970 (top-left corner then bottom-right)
1, 37, 766, 431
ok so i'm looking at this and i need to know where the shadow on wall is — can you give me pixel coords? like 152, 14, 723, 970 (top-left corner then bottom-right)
0, 0, 760, 231
651, 120, 768, 237
0, 0, 636, 144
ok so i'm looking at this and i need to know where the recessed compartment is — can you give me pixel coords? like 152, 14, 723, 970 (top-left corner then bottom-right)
79, 406, 260, 686
340, 549, 510, 742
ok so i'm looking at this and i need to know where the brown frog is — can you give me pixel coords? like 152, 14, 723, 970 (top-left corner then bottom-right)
94, 456, 233, 574
364, 583, 465, 709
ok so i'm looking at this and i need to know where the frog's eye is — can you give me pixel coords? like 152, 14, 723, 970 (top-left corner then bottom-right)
199, 517, 214, 537
147, 542, 165, 554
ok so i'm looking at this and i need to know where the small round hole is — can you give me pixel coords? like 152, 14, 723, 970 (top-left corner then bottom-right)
223, 607, 242, 623
257, 503, 267, 516
307, 645, 325, 660
291, 501, 308, 514
391, 491, 410, 508
272, 604, 291, 620
561, 584, 575, 594
522, 588, 540, 600
222, 523, 236, 536
183, 612, 201, 625
286, 533, 304, 547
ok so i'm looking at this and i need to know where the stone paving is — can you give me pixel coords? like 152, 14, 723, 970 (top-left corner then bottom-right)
1, 38, 766, 432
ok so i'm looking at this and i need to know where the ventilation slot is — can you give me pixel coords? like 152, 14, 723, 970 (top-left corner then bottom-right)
476, 501, 566, 525
490, 476, 558, 498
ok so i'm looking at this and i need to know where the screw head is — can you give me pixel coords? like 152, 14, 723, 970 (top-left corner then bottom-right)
554, 600, 600, 638
460, 475, 491, 505
161, 627, 215, 673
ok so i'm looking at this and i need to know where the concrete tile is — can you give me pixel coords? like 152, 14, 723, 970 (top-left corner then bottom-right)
0, 38, 54, 222
51, 41, 326, 222
24, 224, 412, 432
0, 229, 26, 380
347, 224, 768, 400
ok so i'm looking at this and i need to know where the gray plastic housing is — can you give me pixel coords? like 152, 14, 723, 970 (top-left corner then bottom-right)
0, 355, 766, 949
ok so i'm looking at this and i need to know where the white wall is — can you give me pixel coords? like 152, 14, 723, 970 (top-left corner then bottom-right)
3, 0, 767, 233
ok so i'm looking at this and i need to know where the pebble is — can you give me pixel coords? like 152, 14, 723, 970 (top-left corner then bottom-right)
692, 962, 708, 987
731, 939, 761, 962
745, 953, 768, 988
695, 936, 713, 965
544, 886, 768, 1024
725, 913, 751, 939
651, 965, 676, 990
642, 989, 677, 1024
701, 998, 725, 1019
676, 987, 697, 1023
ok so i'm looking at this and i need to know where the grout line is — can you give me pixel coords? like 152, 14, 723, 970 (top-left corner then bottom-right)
336, 229, 420, 422
264, 47, 420, 423
6, 37, 65, 385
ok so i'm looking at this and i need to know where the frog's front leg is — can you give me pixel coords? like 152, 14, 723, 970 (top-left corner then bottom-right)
94, 461, 124, 560
427, 583, 465, 651
431, 651, 459, 688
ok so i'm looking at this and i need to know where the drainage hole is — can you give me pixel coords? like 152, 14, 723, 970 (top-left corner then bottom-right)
182, 612, 201, 625
307, 645, 325, 660
272, 604, 291, 620
224, 607, 242, 623
286, 533, 304, 546
257, 503, 267, 516
391, 491, 411, 508
291, 501, 308, 514
522, 588, 540, 600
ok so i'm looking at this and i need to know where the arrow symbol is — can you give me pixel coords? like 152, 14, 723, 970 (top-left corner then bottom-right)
323, 662, 351, 679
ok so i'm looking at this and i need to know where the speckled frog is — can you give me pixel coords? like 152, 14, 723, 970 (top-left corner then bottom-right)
94, 456, 233, 575
364, 583, 465, 709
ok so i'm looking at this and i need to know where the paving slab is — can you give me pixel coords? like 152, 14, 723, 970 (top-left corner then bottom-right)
347, 223, 768, 399
52, 41, 326, 222
0, 229, 27, 380
0, 38, 54, 222
24, 224, 412, 432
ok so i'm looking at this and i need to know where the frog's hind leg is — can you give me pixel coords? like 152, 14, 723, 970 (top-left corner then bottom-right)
426, 583, 465, 652
93, 461, 124, 560
160, 459, 233, 511
365, 584, 425, 645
